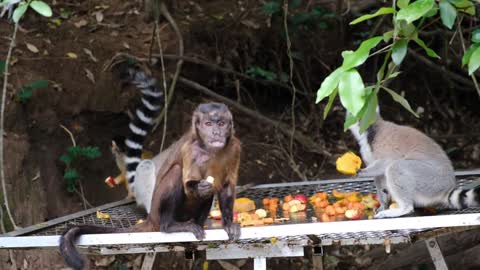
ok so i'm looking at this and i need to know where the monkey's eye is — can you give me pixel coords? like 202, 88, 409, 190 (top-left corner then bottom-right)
217, 121, 225, 127
205, 121, 213, 126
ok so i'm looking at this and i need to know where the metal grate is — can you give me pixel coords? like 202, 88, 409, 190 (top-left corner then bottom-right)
26, 175, 480, 244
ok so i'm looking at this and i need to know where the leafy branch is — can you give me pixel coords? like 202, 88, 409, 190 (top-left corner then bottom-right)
0, 0, 52, 231
316, 0, 479, 133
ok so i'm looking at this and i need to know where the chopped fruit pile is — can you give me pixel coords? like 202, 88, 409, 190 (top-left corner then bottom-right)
233, 197, 256, 213
310, 190, 380, 221
209, 189, 382, 226
336, 152, 362, 175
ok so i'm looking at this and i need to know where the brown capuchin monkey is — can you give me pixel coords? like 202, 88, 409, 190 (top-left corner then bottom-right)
60, 103, 241, 270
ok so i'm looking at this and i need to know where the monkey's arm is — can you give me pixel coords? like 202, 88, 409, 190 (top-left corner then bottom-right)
151, 163, 207, 239
217, 141, 241, 241
182, 143, 214, 198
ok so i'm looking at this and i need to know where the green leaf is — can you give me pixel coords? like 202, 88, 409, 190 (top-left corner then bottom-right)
316, 68, 344, 103
414, 37, 440, 58
341, 36, 383, 70
392, 39, 408, 65
462, 44, 480, 66
343, 112, 359, 131
468, 46, 480, 75
424, 6, 439, 17
359, 93, 378, 133
349, 7, 395, 25
383, 30, 394, 42
80, 146, 101, 159
338, 69, 366, 116
472, 28, 480, 43
16, 87, 33, 103
396, 0, 435, 24
451, 0, 475, 15
397, 0, 410, 9
12, 3, 28, 23
262, 1, 281, 15
30, 1, 52, 17
291, 0, 303, 9
323, 88, 337, 119
387, 71, 402, 79
439, 0, 457, 29
382, 87, 419, 117
59, 154, 73, 165
27, 80, 49, 89
0, 60, 5, 73
67, 146, 82, 158
64, 169, 79, 181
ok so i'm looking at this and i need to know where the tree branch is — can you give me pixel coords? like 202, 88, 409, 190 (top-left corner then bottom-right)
1, 23, 19, 230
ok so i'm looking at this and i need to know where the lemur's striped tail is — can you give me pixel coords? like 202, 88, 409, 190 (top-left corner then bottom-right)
116, 64, 164, 194
448, 186, 480, 209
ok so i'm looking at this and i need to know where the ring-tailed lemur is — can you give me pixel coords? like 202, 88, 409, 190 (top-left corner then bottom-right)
350, 108, 479, 218
114, 63, 164, 199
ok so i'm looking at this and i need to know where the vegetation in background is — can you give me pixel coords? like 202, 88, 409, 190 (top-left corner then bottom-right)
60, 146, 101, 193
316, 0, 480, 133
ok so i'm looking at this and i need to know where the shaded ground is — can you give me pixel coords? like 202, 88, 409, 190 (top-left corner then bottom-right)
0, 0, 479, 269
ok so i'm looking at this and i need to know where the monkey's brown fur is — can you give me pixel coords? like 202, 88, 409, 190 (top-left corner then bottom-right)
60, 103, 241, 270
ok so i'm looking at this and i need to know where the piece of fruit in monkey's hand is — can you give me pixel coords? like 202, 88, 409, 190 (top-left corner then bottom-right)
336, 152, 362, 175
206, 176, 215, 184
234, 198, 256, 213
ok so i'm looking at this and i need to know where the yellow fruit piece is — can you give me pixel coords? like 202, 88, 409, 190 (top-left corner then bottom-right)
96, 210, 110, 219
336, 152, 362, 175
136, 219, 145, 224
234, 198, 256, 213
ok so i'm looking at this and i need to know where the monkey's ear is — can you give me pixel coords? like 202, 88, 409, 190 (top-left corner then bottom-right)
191, 110, 201, 135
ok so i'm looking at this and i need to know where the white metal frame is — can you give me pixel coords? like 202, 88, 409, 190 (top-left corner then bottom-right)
0, 169, 479, 270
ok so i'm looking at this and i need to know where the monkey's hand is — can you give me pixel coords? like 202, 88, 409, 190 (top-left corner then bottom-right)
165, 221, 206, 240
224, 223, 241, 241
186, 179, 214, 198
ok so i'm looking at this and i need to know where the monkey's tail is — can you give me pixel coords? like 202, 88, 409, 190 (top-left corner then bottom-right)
115, 63, 165, 195
447, 186, 480, 209
59, 225, 119, 270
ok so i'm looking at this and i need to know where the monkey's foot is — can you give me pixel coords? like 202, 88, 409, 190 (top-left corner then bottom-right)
224, 223, 241, 241
374, 207, 413, 218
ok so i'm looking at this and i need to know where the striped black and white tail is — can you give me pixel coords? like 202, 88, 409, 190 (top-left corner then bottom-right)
448, 186, 480, 209
117, 64, 164, 194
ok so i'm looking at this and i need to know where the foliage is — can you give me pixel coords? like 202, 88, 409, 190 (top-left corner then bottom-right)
316, 0, 479, 133
15, 80, 48, 103
0, 60, 5, 73
262, 0, 334, 36
246, 66, 288, 83
0, 0, 52, 22
60, 146, 101, 192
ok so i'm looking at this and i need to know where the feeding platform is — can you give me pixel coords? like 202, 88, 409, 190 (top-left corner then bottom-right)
1, 170, 479, 270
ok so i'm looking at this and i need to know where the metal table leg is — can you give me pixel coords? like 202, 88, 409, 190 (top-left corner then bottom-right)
141, 252, 157, 270
253, 257, 266, 270
425, 238, 448, 270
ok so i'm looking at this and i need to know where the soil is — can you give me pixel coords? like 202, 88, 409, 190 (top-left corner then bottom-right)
0, 0, 479, 269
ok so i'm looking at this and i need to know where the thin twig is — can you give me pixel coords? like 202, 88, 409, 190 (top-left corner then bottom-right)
150, 54, 306, 96
178, 76, 331, 156
59, 124, 76, 146
457, 20, 480, 99
408, 48, 477, 91
154, 20, 169, 152
1, 23, 18, 230
152, 3, 184, 134
75, 184, 93, 209
283, 0, 297, 155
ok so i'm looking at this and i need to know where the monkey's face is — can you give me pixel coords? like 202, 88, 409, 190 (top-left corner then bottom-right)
194, 103, 233, 152
196, 113, 232, 151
